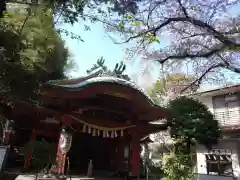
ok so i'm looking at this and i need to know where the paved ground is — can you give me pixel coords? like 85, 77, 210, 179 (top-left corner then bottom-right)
14, 174, 123, 180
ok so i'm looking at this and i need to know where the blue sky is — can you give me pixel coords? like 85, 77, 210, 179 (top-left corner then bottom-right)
59, 22, 137, 76
58, 3, 240, 90
58, 21, 169, 88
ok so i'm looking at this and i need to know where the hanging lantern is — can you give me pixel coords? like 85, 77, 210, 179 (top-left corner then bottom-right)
59, 129, 72, 154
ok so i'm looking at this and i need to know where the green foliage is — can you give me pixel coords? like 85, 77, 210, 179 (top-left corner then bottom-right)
148, 79, 165, 103
119, 14, 160, 43
0, 6, 70, 104
118, 21, 125, 32
148, 77, 219, 180
144, 32, 160, 43
167, 74, 194, 82
161, 153, 194, 180
167, 96, 220, 149
2, 0, 141, 24
24, 139, 56, 171
57, 28, 84, 41
148, 94, 219, 180
224, 44, 240, 52
123, 14, 145, 27
86, 57, 131, 81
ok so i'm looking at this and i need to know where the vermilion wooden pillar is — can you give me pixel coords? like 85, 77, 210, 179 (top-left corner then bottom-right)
56, 133, 66, 174
25, 131, 36, 169
130, 127, 140, 179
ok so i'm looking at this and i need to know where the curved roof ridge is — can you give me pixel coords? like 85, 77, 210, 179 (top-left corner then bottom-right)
48, 70, 103, 85
47, 75, 159, 108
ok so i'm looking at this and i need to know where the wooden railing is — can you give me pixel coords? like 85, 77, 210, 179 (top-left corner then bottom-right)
214, 110, 240, 126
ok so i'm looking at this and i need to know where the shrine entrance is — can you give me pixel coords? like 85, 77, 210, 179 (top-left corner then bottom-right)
9, 74, 167, 179
43, 76, 167, 179
69, 132, 117, 175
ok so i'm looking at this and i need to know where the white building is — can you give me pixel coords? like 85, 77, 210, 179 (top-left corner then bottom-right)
193, 85, 240, 180
149, 84, 240, 180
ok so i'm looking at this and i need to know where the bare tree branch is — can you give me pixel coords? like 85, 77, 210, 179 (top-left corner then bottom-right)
101, 0, 240, 92
147, 0, 167, 27
157, 45, 226, 64
153, 17, 237, 46
180, 63, 224, 93
217, 54, 240, 73
181, 29, 240, 39
176, 0, 188, 17
207, 0, 222, 23
120, 15, 238, 47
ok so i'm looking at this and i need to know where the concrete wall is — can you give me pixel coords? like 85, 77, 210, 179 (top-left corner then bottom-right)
195, 95, 214, 113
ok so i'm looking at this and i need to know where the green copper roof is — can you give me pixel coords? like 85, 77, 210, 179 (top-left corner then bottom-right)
47, 75, 163, 109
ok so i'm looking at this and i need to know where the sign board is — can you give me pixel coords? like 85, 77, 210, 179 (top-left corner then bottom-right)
0, 146, 7, 172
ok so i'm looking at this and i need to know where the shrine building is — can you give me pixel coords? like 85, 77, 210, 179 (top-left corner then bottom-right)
5, 73, 167, 179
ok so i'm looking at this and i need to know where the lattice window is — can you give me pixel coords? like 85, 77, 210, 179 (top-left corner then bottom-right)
205, 149, 233, 176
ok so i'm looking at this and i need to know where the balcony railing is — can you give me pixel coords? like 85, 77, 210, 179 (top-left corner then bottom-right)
214, 110, 240, 126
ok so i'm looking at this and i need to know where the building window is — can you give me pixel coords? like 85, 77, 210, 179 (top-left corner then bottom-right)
213, 94, 240, 125
206, 149, 233, 176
